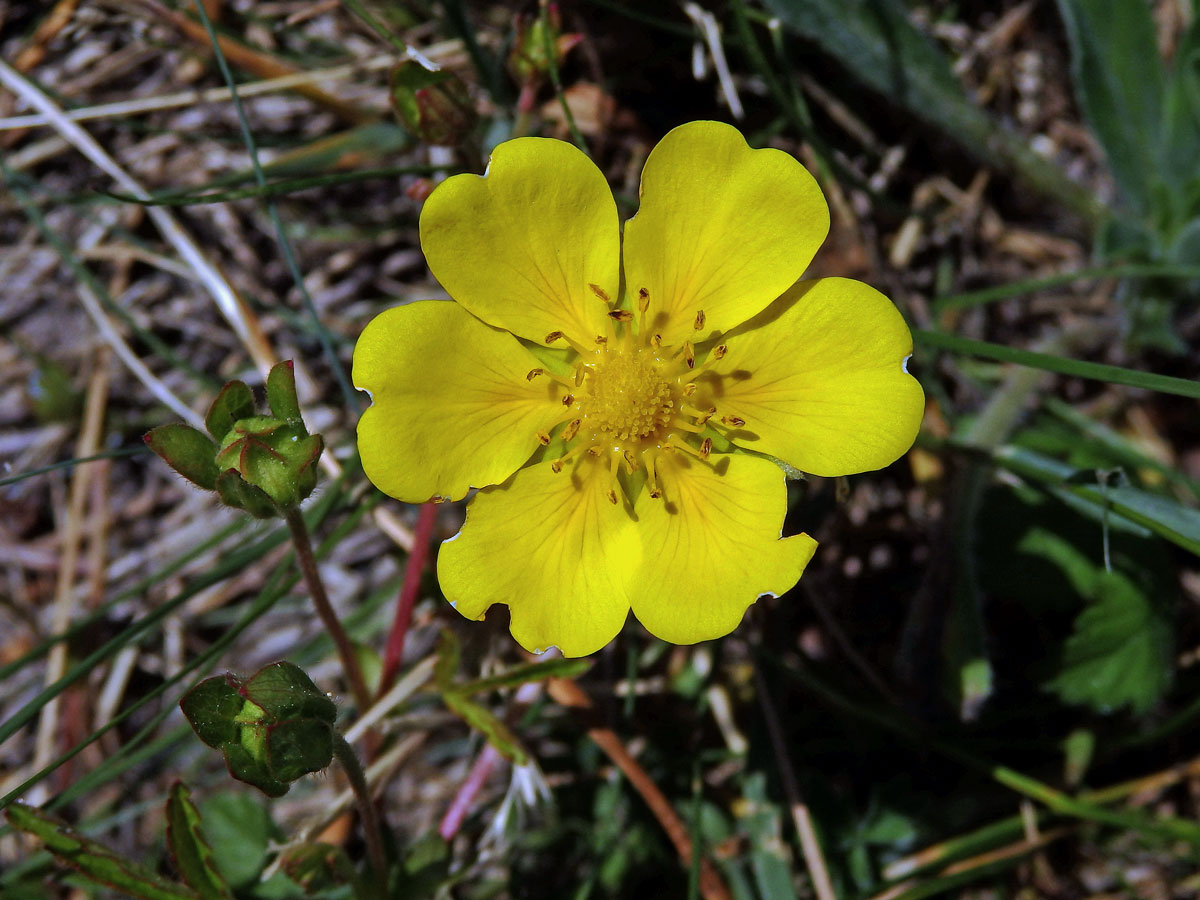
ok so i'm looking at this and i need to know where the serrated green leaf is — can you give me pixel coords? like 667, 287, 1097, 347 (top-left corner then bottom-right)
1056, 0, 1165, 212
145, 425, 220, 490
166, 784, 234, 900
454, 657, 591, 696
443, 692, 527, 764
1047, 569, 1172, 714
5, 804, 202, 900
265, 360, 302, 421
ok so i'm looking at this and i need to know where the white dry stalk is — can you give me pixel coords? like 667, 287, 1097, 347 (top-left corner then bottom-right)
343, 655, 438, 745
683, 3, 744, 120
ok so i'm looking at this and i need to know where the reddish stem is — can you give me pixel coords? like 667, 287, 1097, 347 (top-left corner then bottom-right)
439, 743, 502, 841
377, 502, 438, 696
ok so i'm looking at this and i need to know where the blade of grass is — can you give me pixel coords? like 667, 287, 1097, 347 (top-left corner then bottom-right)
188, 0, 361, 412
914, 328, 1200, 399
934, 263, 1200, 313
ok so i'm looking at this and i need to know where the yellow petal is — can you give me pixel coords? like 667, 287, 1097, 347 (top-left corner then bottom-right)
622, 121, 829, 346
419, 137, 619, 348
438, 458, 639, 657
630, 452, 816, 645
353, 300, 565, 502
701, 278, 924, 477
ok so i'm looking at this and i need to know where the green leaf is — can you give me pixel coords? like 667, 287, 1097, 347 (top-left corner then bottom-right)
455, 657, 591, 695
205, 380, 255, 441
995, 446, 1200, 557
915, 329, 1200, 399
433, 628, 461, 691
265, 360, 302, 421
1162, 18, 1200, 189
1047, 570, 1172, 713
196, 793, 281, 889
166, 784, 234, 900
763, 0, 1104, 221
443, 692, 528, 764
5, 804, 201, 900
145, 425, 220, 491
1056, 0, 1165, 211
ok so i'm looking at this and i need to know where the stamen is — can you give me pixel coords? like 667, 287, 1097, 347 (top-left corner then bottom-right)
668, 436, 706, 459
682, 382, 698, 397
526, 368, 544, 381
721, 415, 746, 427
550, 441, 589, 473
608, 310, 633, 323
622, 448, 639, 471
699, 437, 712, 459
644, 450, 662, 499
637, 288, 650, 313
545, 330, 590, 355
536, 430, 551, 446
681, 404, 716, 424
606, 488, 619, 505
669, 341, 695, 368
562, 394, 574, 407
562, 418, 581, 442
651, 334, 662, 349
589, 283, 611, 303
693, 309, 706, 331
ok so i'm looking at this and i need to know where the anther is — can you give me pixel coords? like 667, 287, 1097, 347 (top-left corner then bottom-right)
562, 394, 574, 406
637, 287, 650, 312
545, 331, 564, 344
550, 459, 564, 473
587, 446, 604, 457
649, 488, 663, 499
721, 415, 746, 428
526, 368, 544, 381
536, 430, 552, 446
682, 382, 698, 397
595, 336, 607, 345
608, 309, 634, 322
622, 449, 638, 471
699, 437, 712, 459
606, 488, 618, 505
651, 334, 662, 349
712, 344, 727, 360
683, 342, 695, 369
693, 309, 706, 331
562, 418, 581, 441
589, 283, 610, 303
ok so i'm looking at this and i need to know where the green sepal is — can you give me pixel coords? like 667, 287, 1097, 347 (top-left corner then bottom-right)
214, 420, 324, 512
215, 469, 277, 519
165, 784, 234, 900
266, 360, 303, 421
4, 803, 202, 900
179, 662, 337, 797
205, 380, 255, 442
145, 425, 221, 490
179, 675, 244, 749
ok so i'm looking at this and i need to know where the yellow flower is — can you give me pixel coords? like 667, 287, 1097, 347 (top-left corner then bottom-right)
353, 121, 923, 657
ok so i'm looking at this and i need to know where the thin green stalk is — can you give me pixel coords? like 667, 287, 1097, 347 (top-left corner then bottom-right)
0, 446, 146, 487
102, 164, 446, 207
914, 329, 1200, 399
283, 507, 371, 712
542, 2, 586, 150
934, 263, 1200, 312
333, 736, 388, 892
189, 0, 360, 411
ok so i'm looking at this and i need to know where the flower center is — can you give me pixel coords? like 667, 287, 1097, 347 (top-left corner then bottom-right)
579, 350, 673, 442
532, 289, 746, 505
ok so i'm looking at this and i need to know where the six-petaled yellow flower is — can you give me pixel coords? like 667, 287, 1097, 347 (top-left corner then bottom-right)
353, 121, 923, 657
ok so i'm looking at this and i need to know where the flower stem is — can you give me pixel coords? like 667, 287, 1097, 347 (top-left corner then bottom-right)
284, 507, 371, 712
333, 735, 389, 892
377, 502, 438, 697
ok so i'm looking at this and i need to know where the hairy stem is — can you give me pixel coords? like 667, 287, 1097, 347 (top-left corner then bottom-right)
334, 735, 389, 891
284, 507, 371, 711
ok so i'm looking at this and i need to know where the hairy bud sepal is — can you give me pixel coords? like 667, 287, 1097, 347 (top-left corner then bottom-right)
179, 661, 337, 797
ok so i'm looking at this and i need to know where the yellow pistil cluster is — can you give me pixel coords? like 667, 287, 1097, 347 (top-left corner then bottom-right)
531, 287, 735, 504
